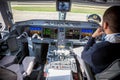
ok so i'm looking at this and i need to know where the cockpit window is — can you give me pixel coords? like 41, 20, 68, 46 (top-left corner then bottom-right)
11, 1, 107, 22
0, 12, 5, 31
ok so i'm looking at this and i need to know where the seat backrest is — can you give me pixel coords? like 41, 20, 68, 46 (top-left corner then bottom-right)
95, 59, 120, 80
7, 35, 19, 53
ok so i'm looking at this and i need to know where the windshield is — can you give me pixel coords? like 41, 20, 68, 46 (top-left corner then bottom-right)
11, 1, 108, 22
0, 12, 5, 30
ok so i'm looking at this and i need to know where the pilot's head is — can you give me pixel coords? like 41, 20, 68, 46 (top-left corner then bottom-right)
102, 6, 120, 34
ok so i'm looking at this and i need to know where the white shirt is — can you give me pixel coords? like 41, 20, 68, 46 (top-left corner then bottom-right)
105, 33, 120, 43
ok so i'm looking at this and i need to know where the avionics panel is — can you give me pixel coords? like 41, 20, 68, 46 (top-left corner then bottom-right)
16, 20, 99, 41
27, 26, 96, 40
43, 28, 58, 39
29, 26, 42, 36
65, 28, 80, 39
80, 28, 95, 39
29, 26, 58, 39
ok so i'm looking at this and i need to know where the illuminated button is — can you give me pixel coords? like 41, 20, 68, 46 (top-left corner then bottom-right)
58, 45, 65, 49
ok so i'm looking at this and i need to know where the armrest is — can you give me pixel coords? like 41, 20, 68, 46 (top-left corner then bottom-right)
22, 56, 35, 76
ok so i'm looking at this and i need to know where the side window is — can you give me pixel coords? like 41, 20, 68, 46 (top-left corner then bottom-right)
0, 12, 5, 31
0, 12, 6, 39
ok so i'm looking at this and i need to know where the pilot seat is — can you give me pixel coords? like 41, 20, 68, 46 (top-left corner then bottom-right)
81, 59, 120, 80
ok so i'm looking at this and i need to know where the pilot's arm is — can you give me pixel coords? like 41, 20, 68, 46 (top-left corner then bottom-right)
81, 27, 104, 73
83, 27, 104, 51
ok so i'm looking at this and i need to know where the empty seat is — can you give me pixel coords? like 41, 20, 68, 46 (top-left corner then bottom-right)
7, 64, 23, 80
0, 66, 17, 80
1, 56, 35, 80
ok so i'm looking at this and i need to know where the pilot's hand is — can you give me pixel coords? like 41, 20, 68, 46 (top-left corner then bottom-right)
92, 27, 104, 38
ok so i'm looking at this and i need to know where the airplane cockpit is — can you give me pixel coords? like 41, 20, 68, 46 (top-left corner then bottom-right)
0, 0, 120, 80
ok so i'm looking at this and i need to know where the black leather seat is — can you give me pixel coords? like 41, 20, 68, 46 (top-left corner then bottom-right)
95, 59, 120, 80
81, 59, 120, 80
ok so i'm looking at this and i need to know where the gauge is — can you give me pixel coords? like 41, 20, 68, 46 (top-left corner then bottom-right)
30, 26, 42, 36
43, 28, 58, 39
65, 28, 80, 39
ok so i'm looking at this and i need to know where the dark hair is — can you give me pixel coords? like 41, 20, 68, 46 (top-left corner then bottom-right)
103, 6, 120, 33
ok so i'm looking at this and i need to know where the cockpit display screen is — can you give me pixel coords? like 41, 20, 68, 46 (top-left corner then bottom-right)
30, 27, 42, 36
65, 28, 80, 39
43, 28, 58, 39
81, 28, 94, 38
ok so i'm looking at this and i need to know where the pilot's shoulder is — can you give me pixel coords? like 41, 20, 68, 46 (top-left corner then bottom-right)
93, 41, 110, 48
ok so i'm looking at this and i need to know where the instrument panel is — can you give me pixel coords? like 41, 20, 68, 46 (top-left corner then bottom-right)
30, 26, 42, 36
29, 26, 58, 39
43, 28, 58, 39
15, 19, 99, 40
19, 26, 96, 40
13, 19, 100, 47
26, 26, 96, 39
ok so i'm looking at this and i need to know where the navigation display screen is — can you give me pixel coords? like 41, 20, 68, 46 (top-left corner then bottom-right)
81, 28, 94, 38
30, 27, 42, 36
43, 28, 58, 39
65, 28, 80, 39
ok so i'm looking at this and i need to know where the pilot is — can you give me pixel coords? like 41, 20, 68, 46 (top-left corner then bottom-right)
81, 6, 120, 74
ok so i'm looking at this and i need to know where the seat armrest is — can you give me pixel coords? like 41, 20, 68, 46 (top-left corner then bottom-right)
22, 56, 35, 76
